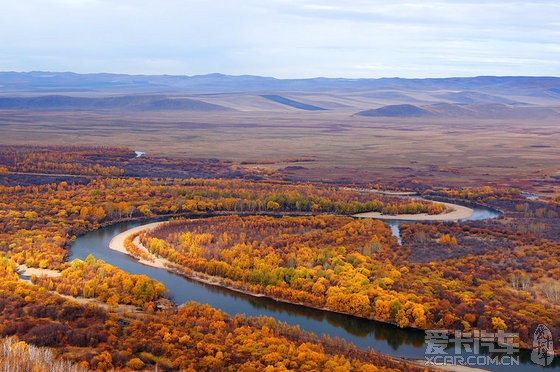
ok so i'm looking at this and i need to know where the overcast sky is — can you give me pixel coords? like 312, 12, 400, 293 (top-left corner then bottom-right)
1, 0, 558, 78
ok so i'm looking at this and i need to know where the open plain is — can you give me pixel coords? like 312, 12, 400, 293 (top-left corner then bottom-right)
1, 73, 559, 192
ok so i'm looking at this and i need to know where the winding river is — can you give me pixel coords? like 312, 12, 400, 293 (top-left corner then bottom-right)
384, 201, 504, 245
69, 203, 558, 371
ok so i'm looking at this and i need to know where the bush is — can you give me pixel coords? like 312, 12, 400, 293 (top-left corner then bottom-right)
126, 357, 145, 370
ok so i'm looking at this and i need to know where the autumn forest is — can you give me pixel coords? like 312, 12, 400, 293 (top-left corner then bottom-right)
0, 145, 559, 370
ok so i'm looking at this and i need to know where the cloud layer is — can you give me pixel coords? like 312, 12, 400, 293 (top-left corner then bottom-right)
1, 0, 558, 77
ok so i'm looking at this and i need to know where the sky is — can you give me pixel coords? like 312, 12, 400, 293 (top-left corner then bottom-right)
0, 0, 559, 78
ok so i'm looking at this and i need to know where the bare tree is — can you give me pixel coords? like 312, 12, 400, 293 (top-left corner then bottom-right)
539, 282, 560, 304
0, 337, 87, 372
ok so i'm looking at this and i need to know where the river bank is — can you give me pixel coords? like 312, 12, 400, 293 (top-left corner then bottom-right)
107, 218, 517, 355
342, 187, 418, 196
108, 221, 270, 300
17, 264, 61, 278
353, 200, 474, 221
109, 220, 419, 320
108, 221, 168, 269
345, 188, 476, 221
69, 218, 555, 370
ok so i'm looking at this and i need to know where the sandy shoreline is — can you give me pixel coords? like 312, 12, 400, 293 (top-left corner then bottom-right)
105, 219, 545, 359
108, 220, 271, 298
17, 264, 61, 278
108, 221, 168, 269
343, 187, 418, 196
344, 187, 475, 221
353, 201, 474, 221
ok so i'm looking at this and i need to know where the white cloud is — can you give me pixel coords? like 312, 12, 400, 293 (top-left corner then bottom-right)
0, 0, 558, 77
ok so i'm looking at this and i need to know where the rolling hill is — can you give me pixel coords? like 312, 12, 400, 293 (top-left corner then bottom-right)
0, 95, 231, 111
355, 104, 432, 117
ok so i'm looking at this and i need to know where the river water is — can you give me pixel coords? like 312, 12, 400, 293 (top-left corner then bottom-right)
69, 211, 557, 371
387, 202, 503, 244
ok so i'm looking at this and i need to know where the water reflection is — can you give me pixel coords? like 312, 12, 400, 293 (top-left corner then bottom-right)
69, 221, 432, 354
388, 220, 403, 244
69, 218, 557, 371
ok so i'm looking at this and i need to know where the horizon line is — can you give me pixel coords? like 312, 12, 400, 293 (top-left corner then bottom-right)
1, 70, 559, 81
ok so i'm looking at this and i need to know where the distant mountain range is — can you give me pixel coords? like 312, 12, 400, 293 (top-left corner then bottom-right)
0, 72, 559, 116
1, 71, 559, 95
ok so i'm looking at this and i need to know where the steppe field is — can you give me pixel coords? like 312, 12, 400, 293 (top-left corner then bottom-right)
1, 74, 559, 191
